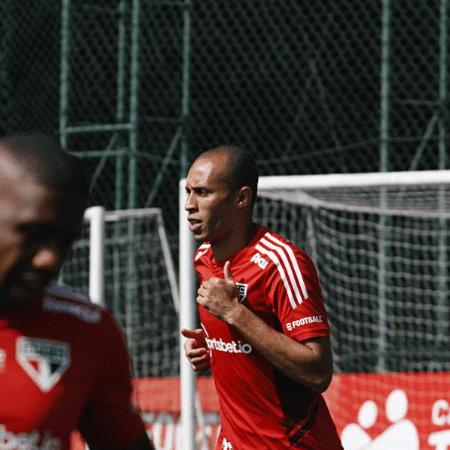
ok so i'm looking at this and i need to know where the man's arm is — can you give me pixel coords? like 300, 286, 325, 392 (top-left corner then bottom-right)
89, 432, 155, 450
196, 261, 333, 393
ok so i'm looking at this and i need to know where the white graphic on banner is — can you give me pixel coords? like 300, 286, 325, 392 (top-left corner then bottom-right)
429, 398, 450, 449
341, 389, 419, 450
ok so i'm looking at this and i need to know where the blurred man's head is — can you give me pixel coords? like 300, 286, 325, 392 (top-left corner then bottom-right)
0, 133, 89, 311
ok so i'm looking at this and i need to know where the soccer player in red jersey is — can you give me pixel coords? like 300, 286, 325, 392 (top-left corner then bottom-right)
182, 145, 344, 450
0, 133, 155, 450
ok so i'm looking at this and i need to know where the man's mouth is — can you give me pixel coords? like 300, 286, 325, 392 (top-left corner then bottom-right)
19, 272, 54, 292
188, 218, 202, 232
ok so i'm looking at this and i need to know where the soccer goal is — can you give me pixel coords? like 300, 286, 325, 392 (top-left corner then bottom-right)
179, 170, 450, 450
60, 207, 180, 378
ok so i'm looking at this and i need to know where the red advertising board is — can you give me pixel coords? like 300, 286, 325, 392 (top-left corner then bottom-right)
72, 372, 450, 450
324, 372, 450, 450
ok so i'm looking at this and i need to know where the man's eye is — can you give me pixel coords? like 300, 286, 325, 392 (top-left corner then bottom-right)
23, 228, 51, 242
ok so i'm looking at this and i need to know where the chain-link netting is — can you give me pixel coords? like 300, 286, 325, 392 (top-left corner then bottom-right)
1, 0, 449, 252
255, 180, 450, 374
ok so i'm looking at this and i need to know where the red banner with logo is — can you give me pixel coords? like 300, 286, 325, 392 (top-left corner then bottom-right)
324, 372, 450, 450
72, 372, 450, 450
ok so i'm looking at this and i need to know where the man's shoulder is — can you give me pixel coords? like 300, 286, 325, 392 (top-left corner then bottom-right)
45, 281, 91, 303
255, 225, 295, 247
254, 226, 310, 260
246, 226, 316, 287
42, 282, 104, 325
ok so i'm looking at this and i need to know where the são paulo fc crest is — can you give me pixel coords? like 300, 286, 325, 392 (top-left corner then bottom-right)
16, 337, 70, 392
236, 283, 248, 303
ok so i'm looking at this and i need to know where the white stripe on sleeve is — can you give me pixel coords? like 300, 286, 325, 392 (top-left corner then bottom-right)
255, 243, 299, 309
264, 233, 309, 300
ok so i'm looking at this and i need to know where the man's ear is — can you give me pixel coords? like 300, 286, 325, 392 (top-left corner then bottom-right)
236, 186, 252, 208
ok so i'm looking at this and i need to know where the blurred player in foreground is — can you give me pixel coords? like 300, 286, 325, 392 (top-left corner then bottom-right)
181, 145, 343, 449
0, 133, 155, 450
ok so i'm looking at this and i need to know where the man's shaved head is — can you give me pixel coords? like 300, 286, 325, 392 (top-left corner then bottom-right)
195, 145, 259, 207
0, 133, 89, 200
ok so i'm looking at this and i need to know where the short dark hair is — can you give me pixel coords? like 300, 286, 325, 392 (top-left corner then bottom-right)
0, 132, 90, 200
197, 145, 259, 207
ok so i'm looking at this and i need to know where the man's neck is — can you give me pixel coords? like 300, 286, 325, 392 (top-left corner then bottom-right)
211, 222, 257, 262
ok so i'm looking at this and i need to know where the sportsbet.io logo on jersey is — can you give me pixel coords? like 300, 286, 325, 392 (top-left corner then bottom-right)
16, 337, 70, 392
205, 337, 252, 355
0, 425, 61, 450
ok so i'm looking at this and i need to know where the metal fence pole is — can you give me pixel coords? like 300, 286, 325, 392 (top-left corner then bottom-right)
59, 0, 71, 149
437, 0, 449, 353
377, 0, 392, 372
125, 0, 142, 349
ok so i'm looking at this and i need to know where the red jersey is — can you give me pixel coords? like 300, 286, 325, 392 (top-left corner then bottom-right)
0, 283, 146, 450
194, 224, 343, 450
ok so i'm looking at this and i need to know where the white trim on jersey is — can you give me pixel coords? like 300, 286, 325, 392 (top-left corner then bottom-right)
45, 281, 91, 303
195, 243, 211, 261
255, 232, 308, 309
264, 233, 309, 300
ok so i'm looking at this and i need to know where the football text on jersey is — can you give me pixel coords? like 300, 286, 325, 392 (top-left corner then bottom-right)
286, 315, 323, 331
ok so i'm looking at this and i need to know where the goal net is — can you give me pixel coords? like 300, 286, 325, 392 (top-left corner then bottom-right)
254, 171, 450, 374
179, 170, 450, 449
60, 207, 180, 378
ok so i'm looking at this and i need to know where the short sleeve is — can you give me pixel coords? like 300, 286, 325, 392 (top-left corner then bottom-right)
267, 247, 331, 342
78, 312, 146, 448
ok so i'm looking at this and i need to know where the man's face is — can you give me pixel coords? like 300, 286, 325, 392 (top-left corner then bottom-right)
185, 155, 238, 244
0, 156, 86, 312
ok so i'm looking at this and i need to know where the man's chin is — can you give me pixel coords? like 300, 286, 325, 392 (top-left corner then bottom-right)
0, 286, 43, 312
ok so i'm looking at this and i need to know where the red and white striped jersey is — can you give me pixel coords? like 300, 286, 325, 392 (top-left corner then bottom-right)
194, 224, 343, 450
0, 284, 146, 450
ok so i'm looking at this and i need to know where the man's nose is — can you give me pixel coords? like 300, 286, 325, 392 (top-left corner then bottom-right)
32, 246, 66, 272
185, 193, 195, 210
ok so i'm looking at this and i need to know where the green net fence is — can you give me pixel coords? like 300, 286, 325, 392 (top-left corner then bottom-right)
1, 0, 449, 250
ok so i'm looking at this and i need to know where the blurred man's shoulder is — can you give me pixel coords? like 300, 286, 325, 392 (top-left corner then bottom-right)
42, 281, 103, 324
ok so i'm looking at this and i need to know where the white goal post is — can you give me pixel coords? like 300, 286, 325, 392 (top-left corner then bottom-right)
179, 170, 450, 450
61, 207, 180, 379
82, 206, 180, 310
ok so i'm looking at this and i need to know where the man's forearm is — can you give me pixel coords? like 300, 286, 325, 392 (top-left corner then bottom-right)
226, 303, 333, 393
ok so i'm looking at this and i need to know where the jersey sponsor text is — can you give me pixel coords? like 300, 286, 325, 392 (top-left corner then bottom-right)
250, 252, 268, 269
205, 337, 252, 355
222, 437, 233, 449
286, 315, 323, 331
0, 424, 61, 450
